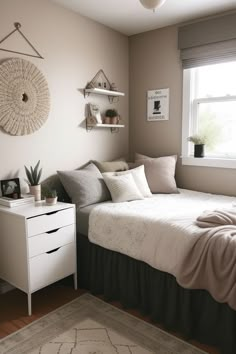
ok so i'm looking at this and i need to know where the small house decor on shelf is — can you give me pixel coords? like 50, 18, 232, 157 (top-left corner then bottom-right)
84, 69, 125, 103
85, 69, 116, 92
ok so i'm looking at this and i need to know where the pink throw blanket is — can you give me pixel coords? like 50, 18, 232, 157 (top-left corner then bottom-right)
196, 208, 236, 228
177, 209, 236, 310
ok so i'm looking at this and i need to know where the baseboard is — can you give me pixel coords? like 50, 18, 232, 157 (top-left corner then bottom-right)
0, 280, 14, 294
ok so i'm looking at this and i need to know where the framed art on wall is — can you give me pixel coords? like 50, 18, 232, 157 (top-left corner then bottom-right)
147, 88, 169, 121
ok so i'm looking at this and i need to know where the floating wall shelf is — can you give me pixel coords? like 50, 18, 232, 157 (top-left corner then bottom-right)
86, 122, 125, 133
84, 88, 125, 103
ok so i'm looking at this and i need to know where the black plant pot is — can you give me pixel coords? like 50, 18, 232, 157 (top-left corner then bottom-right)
194, 144, 205, 158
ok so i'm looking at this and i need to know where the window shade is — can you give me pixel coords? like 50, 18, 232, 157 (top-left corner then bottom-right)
178, 13, 236, 69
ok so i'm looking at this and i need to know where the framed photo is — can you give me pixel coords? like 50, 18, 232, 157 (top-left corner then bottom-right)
89, 104, 102, 123
147, 88, 169, 121
0, 178, 21, 199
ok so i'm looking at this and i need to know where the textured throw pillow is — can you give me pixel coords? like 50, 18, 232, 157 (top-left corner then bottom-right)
135, 154, 178, 194
103, 173, 144, 203
57, 163, 110, 208
113, 165, 152, 198
93, 160, 129, 173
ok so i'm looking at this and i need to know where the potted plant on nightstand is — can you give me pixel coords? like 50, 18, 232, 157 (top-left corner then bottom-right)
24, 160, 42, 201
104, 109, 119, 125
188, 135, 208, 158
43, 185, 58, 206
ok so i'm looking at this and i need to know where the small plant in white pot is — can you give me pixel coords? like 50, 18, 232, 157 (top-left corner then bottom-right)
24, 160, 42, 201
43, 186, 58, 206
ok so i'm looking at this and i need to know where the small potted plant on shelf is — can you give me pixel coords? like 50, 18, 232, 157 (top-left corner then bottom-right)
188, 134, 208, 158
42, 185, 58, 206
104, 109, 119, 125
24, 160, 42, 201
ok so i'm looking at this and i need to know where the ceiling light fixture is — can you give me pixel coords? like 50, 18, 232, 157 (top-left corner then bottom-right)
139, 0, 167, 12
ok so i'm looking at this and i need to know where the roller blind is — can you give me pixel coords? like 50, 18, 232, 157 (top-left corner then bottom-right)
178, 13, 236, 69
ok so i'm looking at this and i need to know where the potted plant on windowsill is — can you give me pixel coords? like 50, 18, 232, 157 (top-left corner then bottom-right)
104, 109, 119, 125
24, 160, 42, 201
42, 186, 58, 206
187, 135, 208, 158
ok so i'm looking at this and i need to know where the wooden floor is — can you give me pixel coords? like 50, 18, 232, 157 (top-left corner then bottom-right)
0, 281, 219, 354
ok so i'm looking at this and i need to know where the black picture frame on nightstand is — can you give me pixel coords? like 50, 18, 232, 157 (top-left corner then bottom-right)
0, 178, 21, 199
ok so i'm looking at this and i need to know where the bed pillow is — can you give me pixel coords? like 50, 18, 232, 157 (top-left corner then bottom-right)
135, 152, 150, 160
93, 160, 129, 173
113, 165, 152, 198
103, 173, 144, 203
135, 154, 178, 194
57, 163, 110, 208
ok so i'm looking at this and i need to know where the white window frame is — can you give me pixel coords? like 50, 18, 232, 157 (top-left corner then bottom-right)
182, 69, 236, 169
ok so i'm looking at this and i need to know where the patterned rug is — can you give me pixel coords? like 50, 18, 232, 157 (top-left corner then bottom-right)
0, 294, 206, 354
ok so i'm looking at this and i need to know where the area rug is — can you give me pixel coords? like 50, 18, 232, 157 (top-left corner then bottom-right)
0, 294, 207, 354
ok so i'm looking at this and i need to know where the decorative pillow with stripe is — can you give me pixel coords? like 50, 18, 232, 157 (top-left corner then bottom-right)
103, 173, 144, 203
104, 165, 152, 198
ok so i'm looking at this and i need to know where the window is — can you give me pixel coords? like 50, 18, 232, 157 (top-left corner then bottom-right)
182, 61, 236, 168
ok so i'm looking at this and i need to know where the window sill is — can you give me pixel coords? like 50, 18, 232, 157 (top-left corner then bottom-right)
181, 156, 236, 169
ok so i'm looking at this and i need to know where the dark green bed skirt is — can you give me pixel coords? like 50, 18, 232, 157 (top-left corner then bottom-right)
77, 233, 236, 354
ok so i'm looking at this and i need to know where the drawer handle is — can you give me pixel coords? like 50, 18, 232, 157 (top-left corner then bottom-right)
46, 247, 60, 254
46, 210, 59, 216
46, 228, 59, 234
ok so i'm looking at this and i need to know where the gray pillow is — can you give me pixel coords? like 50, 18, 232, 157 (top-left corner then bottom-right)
93, 160, 129, 173
57, 163, 111, 208
135, 154, 178, 194
135, 152, 150, 160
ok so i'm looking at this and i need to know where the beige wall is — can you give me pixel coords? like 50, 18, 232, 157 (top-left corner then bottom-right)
1, 1, 235, 197
0, 0, 129, 192
129, 25, 236, 196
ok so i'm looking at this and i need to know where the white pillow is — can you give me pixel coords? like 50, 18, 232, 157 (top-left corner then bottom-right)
115, 165, 152, 198
103, 173, 144, 203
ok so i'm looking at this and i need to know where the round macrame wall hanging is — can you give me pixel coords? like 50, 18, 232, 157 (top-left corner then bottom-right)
0, 58, 50, 136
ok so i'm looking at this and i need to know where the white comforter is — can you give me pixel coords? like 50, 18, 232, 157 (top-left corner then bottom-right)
88, 189, 235, 276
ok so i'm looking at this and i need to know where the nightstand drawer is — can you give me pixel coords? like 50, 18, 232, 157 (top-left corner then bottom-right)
27, 208, 74, 237
29, 242, 75, 292
28, 224, 75, 257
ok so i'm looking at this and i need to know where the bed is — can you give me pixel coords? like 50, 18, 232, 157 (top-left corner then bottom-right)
52, 158, 236, 354
75, 189, 236, 354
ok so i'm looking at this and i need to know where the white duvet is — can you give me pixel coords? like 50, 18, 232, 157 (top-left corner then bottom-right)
88, 189, 235, 276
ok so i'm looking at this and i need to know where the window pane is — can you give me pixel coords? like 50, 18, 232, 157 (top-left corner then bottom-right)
197, 101, 236, 158
195, 62, 236, 98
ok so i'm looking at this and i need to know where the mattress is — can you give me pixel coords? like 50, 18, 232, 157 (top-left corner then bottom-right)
88, 188, 236, 309
76, 201, 111, 235
88, 188, 235, 272
76, 203, 99, 235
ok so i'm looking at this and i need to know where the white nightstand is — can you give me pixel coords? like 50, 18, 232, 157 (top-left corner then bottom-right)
0, 201, 77, 315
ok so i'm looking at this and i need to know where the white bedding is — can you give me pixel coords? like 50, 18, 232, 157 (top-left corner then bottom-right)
88, 189, 235, 276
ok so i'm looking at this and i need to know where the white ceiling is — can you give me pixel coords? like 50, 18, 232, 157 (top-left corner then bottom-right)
51, 0, 236, 36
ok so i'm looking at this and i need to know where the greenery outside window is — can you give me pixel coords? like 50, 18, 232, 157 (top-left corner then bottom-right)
182, 61, 236, 168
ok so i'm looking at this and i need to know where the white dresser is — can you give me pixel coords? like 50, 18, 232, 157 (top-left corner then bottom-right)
0, 201, 77, 315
